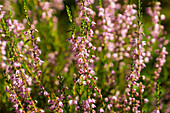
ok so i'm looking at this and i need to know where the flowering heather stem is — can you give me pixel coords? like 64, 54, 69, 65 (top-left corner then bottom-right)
137, 0, 143, 112
82, 0, 105, 110
12, 39, 38, 112
98, 0, 102, 7
0, 18, 37, 112
156, 80, 161, 111
23, 0, 31, 27
8, 84, 26, 113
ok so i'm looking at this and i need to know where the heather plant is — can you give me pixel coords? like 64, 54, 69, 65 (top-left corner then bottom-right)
0, 0, 169, 113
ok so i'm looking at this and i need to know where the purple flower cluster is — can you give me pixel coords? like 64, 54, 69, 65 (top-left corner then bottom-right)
0, 40, 6, 68
0, 0, 169, 113
68, 0, 107, 112
0, 5, 48, 112
145, 2, 168, 102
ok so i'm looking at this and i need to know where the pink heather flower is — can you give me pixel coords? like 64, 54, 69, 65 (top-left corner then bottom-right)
28, 88, 31, 92
144, 57, 149, 63
93, 93, 96, 97
98, 47, 102, 52
44, 91, 49, 96
58, 101, 63, 107
107, 104, 112, 110
112, 53, 118, 58
92, 46, 96, 50
6, 86, 9, 92
58, 109, 63, 113
91, 21, 96, 26
99, 108, 104, 112
13, 104, 18, 110
132, 107, 138, 112
91, 104, 96, 108
73, 100, 78, 105
156, 110, 160, 113
125, 106, 130, 111
144, 98, 149, 103
1, 62, 6, 68
40, 109, 45, 113
160, 14, 165, 20
105, 98, 108, 102
19, 109, 23, 113
68, 100, 73, 105
91, 98, 96, 103
82, 81, 86, 86
84, 17, 90, 22
106, 53, 111, 58
142, 41, 146, 46
36, 37, 41, 43
98, 8, 104, 17
162, 47, 168, 54
75, 106, 80, 111
112, 96, 117, 101
111, 70, 115, 75
107, 42, 114, 52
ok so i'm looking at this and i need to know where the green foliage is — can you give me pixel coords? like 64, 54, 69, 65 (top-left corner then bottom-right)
66, 5, 73, 23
